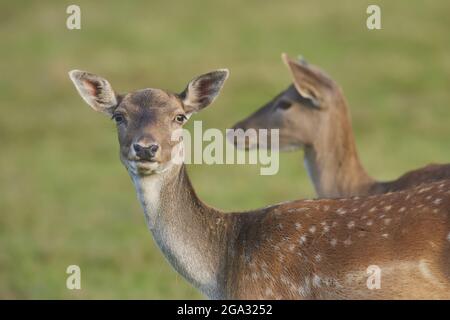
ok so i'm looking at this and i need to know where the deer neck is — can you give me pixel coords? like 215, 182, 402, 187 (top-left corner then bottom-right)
303, 99, 375, 198
128, 163, 232, 298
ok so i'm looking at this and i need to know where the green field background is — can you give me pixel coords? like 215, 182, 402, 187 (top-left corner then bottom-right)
0, 0, 449, 299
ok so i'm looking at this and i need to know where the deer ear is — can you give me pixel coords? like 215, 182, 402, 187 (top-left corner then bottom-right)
281, 53, 322, 108
69, 70, 118, 115
180, 69, 229, 114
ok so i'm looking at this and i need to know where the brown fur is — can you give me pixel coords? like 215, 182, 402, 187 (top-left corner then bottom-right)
226, 180, 450, 299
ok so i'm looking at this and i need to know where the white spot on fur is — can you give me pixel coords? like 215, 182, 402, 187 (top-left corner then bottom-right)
347, 221, 355, 229
287, 207, 310, 213
366, 220, 373, 226
369, 207, 377, 212
309, 226, 316, 234
323, 225, 330, 233
399, 207, 406, 213
299, 235, 307, 245
330, 239, 337, 247
295, 222, 302, 230
343, 238, 352, 246
418, 187, 432, 194
302, 277, 312, 295
447, 232, 450, 242
298, 285, 309, 297
384, 218, 392, 225
382, 233, 389, 238
312, 274, 321, 288
315, 254, 321, 262
384, 205, 392, 211
434, 198, 442, 205
336, 208, 347, 216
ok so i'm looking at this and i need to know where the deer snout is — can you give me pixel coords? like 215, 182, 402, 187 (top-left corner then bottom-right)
133, 143, 160, 161
227, 122, 258, 151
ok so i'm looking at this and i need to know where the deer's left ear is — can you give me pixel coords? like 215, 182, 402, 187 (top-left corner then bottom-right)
180, 69, 229, 114
281, 53, 323, 108
69, 70, 118, 115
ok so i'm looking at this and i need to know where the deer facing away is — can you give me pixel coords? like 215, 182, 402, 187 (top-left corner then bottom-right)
230, 53, 450, 198
69, 69, 450, 299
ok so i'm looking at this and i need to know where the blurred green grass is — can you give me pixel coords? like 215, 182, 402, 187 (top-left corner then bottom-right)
0, 0, 449, 299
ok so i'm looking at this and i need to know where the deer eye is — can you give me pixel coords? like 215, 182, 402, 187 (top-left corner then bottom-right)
277, 100, 292, 110
112, 113, 125, 124
174, 114, 187, 124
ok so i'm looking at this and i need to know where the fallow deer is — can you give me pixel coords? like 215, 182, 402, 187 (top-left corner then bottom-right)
230, 53, 450, 198
69, 69, 450, 299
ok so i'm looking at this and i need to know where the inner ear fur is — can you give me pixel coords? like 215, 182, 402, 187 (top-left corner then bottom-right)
69, 70, 118, 115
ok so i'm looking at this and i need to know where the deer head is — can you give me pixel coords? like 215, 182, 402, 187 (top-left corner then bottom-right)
69, 69, 229, 176
230, 53, 353, 152
229, 53, 374, 198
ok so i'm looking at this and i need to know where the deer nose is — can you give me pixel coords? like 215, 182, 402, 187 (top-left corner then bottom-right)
133, 143, 159, 161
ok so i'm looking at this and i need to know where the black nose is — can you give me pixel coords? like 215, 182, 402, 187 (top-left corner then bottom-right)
133, 143, 159, 160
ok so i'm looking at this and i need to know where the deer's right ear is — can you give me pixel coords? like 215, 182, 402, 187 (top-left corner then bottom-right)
180, 69, 229, 114
69, 70, 118, 115
281, 53, 322, 108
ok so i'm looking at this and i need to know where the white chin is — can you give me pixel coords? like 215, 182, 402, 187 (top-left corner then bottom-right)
137, 162, 160, 174
127, 160, 174, 176
126, 161, 157, 176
